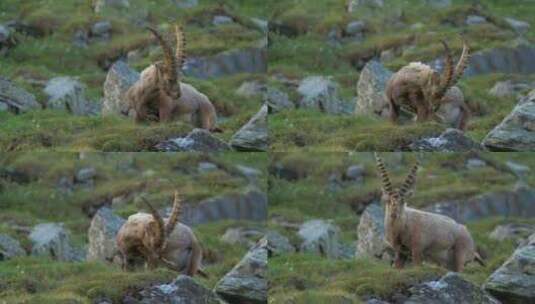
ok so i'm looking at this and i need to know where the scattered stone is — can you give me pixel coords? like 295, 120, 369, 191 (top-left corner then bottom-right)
173, 0, 198, 9
0, 25, 11, 44
213, 15, 234, 26
437, 86, 467, 129
57, 176, 74, 194
0, 234, 25, 260
380, 49, 396, 62
76, 167, 97, 183
91, 21, 112, 40
346, 21, 366, 35
506, 161, 530, 177
29, 223, 84, 262
72, 29, 89, 48
265, 87, 294, 113
87, 207, 125, 262
409, 128, 481, 152
489, 80, 531, 98
236, 165, 262, 184
215, 238, 267, 304
298, 220, 340, 259
220, 227, 264, 247
489, 223, 535, 243
408, 272, 500, 304
198, 162, 218, 174
505, 18, 531, 35
184, 47, 266, 79
356, 204, 388, 259
356, 61, 393, 117
297, 76, 346, 114
44, 77, 95, 115
93, 0, 130, 13
466, 158, 487, 169
230, 104, 268, 152
347, 0, 384, 12
345, 165, 365, 181
101, 61, 140, 116
485, 232, 535, 303
466, 15, 488, 26
155, 128, 231, 152
0, 77, 41, 114
483, 89, 535, 151
126, 275, 222, 303
266, 231, 295, 256
425, 0, 451, 8
236, 81, 266, 97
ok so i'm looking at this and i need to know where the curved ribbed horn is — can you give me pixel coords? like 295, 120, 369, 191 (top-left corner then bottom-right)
165, 190, 182, 235
374, 153, 393, 195
175, 25, 186, 76
146, 26, 177, 85
449, 38, 470, 88
433, 40, 454, 101
141, 197, 165, 251
399, 161, 419, 198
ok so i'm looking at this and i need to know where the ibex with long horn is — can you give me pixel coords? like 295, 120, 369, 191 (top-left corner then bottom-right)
385, 38, 471, 130
374, 153, 484, 272
126, 25, 219, 131
116, 191, 203, 276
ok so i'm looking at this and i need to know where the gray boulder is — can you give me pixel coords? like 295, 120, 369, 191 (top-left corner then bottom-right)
425, 0, 451, 8
266, 230, 295, 256
44, 77, 95, 115
356, 61, 393, 117
484, 233, 535, 304
0, 24, 11, 45
29, 223, 84, 262
409, 129, 481, 152
220, 227, 264, 247
347, 0, 384, 12
213, 15, 234, 26
184, 47, 266, 79
101, 61, 139, 116
346, 21, 366, 35
297, 76, 346, 114
0, 77, 41, 113
466, 15, 488, 25
407, 272, 501, 304
230, 104, 268, 152
356, 204, 388, 259
125, 275, 223, 303
489, 223, 535, 245
173, 0, 198, 9
505, 18, 531, 35
345, 165, 365, 181
91, 21, 112, 40
298, 219, 340, 258
0, 234, 25, 260
236, 81, 266, 98
87, 207, 125, 262
155, 128, 230, 152
483, 89, 535, 151
215, 238, 268, 304
93, 0, 130, 13
76, 167, 97, 183
489, 81, 531, 98
265, 87, 294, 113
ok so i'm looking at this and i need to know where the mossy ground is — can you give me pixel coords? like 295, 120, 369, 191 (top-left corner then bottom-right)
268, 0, 535, 151
268, 152, 535, 302
0, 0, 268, 151
0, 152, 267, 303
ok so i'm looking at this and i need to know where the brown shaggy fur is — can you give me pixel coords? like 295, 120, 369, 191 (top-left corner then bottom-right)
116, 191, 202, 276
374, 154, 485, 272
126, 25, 218, 131
385, 38, 470, 130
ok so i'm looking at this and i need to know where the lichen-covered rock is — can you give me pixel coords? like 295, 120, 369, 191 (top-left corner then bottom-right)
230, 104, 268, 152
356, 61, 393, 117
298, 219, 340, 258
489, 223, 535, 244
483, 89, 535, 151
125, 275, 223, 304
44, 77, 96, 115
155, 128, 231, 152
266, 230, 295, 256
101, 61, 139, 116
0, 234, 25, 260
29, 223, 85, 262
297, 76, 346, 114
409, 129, 481, 152
408, 272, 501, 304
87, 207, 125, 262
265, 87, 294, 113
93, 0, 130, 13
356, 204, 388, 259
0, 77, 41, 113
484, 233, 535, 304
215, 238, 267, 304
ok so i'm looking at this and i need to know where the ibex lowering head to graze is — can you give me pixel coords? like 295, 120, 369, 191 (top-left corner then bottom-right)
116, 191, 203, 276
374, 153, 485, 272
126, 25, 219, 131
385, 38, 471, 130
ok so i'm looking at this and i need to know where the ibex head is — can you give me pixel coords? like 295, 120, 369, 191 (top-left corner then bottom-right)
374, 153, 419, 220
146, 25, 186, 100
428, 38, 470, 108
141, 190, 183, 257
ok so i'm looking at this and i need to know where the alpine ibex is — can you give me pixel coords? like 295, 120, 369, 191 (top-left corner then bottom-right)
374, 153, 484, 272
116, 191, 203, 276
126, 25, 219, 131
385, 38, 471, 130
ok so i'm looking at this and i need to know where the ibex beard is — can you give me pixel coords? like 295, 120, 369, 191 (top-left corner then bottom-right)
126, 25, 218, 131
116, 191, 203, 276
385, 38, 471, 130
374, 153, 485, 272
